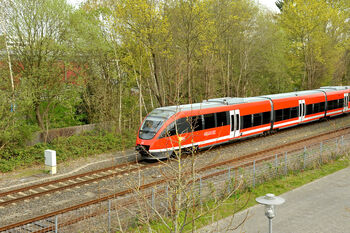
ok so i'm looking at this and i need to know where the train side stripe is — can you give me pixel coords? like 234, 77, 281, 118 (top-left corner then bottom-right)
326, 109, 343, 116
274, 119, 299, 128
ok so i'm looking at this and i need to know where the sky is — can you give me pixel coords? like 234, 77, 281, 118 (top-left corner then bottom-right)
258, 0, 280, 12
68, 0, 280, 12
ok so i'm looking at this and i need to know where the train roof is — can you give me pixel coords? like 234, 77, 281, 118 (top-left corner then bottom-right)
318, 86, 350, 92
156, 97, 268, 113
154, 86, 350, 113
260, 90, 322, 99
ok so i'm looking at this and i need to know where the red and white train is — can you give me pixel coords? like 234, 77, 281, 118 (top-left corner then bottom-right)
136, 86, 350, 159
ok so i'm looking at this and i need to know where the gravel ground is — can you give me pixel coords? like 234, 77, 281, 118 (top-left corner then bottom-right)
1, 114, 350, 228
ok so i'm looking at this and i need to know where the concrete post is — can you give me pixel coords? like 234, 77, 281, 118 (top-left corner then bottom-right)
108, 199, 111, 233
303, 146, 307, 170
199, 177, 202, 206
45, 150, 57, 175
320, 142, 323, 164
253, 160, 256, 188
55, 215, 58, 233
275, 154, 278, 176
228, 168, 231, 193
284, 152, 287, 175
151, 188, 155, 210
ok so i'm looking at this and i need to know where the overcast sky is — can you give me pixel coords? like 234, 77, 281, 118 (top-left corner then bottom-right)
67, 0, 280, 12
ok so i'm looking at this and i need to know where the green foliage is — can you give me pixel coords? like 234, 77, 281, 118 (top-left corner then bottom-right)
278, 0, 347, 89
0, 130, 135, 172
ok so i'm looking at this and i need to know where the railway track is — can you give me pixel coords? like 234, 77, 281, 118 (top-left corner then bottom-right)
1, 124, 349, 232
0, 159, 162, 207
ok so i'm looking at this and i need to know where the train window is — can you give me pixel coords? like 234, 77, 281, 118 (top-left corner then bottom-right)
335, 100, 339, 109
216, 111, 228, 127
242, 115, 252, 129
339, 98, 344, 107
262, 111, 271, 124
159, 121, 176, 138
175, 118, 191, 135
334, 100, 339, 109
190, 115, 203, 131
275, 109, 283, 122
283, 108, 291, 120
290, 107, 298, 118
320, 102, 325, 112
160, 118, 191, 138
306, 104, 313, 115
314, 103, 320, 113
327, 100, 333, 110
253, 113, 262, 127
204, 113, 216, 129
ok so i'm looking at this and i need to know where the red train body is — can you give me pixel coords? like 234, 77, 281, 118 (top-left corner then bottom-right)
136, 86, 350, 159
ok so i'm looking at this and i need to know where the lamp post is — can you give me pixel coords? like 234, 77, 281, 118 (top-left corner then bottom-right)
256, 193, 285, 233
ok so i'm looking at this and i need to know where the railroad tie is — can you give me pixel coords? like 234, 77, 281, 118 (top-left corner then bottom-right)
6, 194, 16, 199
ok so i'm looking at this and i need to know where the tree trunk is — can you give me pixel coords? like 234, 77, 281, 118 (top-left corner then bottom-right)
150, 52, 164, 106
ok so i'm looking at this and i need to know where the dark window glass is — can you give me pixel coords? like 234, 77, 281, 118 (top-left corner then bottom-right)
283, 108, 291, 120
160, 121, 176, 138
290, 107, 298, 118
216, 111, 228, 127
253, 113, 262, 127
320, 102, 325, 112
275, 109, 283, 122
160, 118, 192, 138
334, 100, 338, 109
190, 115, 203, 131
262, 111, 271, 124
306, 104, 313, 115
243, 115, 252, 129
175, 118, 191, 135
204, 113, 216, 129
339, 98, 344, 107
314, 103, 320, 113
334, 99, 339, 109
328, 100, 333, 110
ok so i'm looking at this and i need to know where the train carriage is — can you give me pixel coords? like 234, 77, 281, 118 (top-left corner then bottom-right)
319, 87, 350, 117
136, 86, 350, 160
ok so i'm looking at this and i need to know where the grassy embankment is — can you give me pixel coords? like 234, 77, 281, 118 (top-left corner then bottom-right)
0, 131, 136, 173
132, 155, 350, 232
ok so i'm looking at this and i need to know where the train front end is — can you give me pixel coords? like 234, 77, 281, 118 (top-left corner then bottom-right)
136, 108, 175, 160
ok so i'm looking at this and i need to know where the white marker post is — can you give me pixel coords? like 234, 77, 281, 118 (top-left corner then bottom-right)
45, 149, 57, 175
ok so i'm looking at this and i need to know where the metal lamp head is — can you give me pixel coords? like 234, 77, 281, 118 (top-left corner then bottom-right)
256, 193, 285, 219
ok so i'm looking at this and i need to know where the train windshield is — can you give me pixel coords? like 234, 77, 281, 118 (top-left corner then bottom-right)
139, 109, 175, 140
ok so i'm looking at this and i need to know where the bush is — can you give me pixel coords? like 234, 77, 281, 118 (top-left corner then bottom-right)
0, 130, 136, 172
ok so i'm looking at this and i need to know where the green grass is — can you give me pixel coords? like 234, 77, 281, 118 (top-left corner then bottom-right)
128, 156, 350, 232
0, 130, 136, 172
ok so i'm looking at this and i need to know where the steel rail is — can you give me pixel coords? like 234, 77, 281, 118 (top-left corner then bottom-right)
0, 159, 159, 207
0, 161, 137, 197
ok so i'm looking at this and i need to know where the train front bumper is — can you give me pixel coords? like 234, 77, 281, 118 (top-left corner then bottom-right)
135, 145, 173, 160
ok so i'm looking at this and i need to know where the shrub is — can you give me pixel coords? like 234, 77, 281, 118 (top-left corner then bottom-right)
0, 130, 136, 172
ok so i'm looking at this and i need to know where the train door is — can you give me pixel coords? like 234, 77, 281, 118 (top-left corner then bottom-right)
230, 110, 240, 137
298, 100, 306, 122
344, 93, 349, 112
